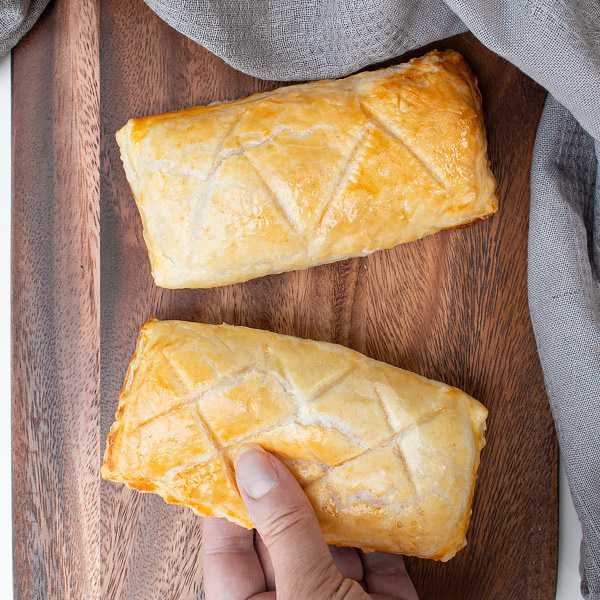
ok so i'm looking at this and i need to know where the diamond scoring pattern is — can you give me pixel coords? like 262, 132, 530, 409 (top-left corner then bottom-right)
124, 51, 498, 290
109, 321, 483, 557
162, 78, 454, 271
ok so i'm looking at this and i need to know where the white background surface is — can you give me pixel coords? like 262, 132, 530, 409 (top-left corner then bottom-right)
558, 460, 585, 599
0, 50, 585, 599
0, 52, 12, 599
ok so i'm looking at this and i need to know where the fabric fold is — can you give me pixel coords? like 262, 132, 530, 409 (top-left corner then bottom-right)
143, 0, 466, 80
0, 0, 51, 59
529, 96, 600, 599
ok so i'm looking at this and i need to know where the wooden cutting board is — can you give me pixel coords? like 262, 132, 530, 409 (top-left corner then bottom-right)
12, 0, 558, 598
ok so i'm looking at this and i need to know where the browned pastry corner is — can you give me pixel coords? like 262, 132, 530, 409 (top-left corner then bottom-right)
102, 319, 488, 561
116, 50, 498, 288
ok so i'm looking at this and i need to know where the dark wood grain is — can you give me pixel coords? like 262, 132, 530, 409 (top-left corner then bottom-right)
12, 0, 100, 599
13, 0, 557, 597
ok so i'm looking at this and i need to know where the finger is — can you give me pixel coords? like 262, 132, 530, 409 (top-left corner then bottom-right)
255, 534, 275, 590
328, 545, 364, 582
234, 444, 362, 599
360, 551, 419, 599
257, 534, 364, 590
201, 516, 266, 600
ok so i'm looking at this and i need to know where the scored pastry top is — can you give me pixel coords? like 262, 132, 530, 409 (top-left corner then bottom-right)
102, 319, 488, 561
116, 50, 498, 288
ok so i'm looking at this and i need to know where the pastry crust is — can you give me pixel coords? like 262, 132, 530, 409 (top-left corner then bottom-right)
102, 319, 488, 561
116, 50, 498, 288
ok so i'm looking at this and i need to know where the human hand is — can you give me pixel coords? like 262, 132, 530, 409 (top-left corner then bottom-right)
202, 443, 420, 600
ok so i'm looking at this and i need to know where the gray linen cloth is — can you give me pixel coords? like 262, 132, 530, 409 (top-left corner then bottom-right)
0, 0, 50, 58
2, 0, 598, 596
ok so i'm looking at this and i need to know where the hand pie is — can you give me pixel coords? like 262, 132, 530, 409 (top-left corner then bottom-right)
102, 319, 488, 561
116, 50, 498, 288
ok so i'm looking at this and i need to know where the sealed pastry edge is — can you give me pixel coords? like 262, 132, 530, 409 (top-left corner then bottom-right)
115, 49, 499, 289
101, 318, 488, 561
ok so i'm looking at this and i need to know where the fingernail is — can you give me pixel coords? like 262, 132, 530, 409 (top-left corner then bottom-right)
234, 444, 279, 499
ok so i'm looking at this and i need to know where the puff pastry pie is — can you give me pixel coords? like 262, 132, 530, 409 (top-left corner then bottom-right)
102, 319, 488, 560
116, 50, 498, 288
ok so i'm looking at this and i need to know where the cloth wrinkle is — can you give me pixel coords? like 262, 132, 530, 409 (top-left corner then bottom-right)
0, 0, 49, 58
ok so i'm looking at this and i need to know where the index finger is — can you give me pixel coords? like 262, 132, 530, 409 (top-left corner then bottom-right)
202, 516, 266, 600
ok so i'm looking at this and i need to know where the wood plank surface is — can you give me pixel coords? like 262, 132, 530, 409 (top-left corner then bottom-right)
13, 0, 558, 597
11, 0, 100, 599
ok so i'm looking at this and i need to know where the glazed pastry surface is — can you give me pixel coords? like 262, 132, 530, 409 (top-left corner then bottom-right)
102, 319, 488, 561
116, 50, 498, 288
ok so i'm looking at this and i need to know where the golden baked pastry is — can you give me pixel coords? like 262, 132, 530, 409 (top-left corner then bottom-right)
102, 319, 487, 560
116, 50, 497, 289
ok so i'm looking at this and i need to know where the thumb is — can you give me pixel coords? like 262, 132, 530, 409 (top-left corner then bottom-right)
233, 444, 365, 600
